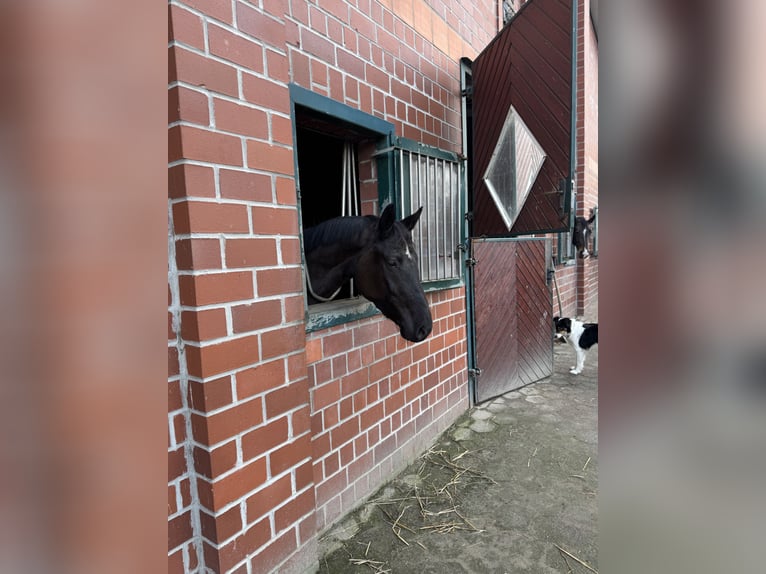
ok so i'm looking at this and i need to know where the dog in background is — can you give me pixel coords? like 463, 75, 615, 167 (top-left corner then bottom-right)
554, 316, 598, 375
572, 208, 596, 258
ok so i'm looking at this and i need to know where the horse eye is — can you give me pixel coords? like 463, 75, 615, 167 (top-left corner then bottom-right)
387, 259, 399, 267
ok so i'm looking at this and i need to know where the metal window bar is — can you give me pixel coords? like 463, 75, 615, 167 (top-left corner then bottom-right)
398, 148, 462, 283
342, 142, 360, 296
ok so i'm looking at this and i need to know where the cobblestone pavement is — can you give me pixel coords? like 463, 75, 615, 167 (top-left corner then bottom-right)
318, 341, 598, 573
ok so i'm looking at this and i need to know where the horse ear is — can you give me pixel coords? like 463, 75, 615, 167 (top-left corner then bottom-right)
378, 204, 396, 238
401, 206, 423, 231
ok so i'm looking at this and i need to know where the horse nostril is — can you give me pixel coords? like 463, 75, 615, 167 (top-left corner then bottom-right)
416, 324, 431, 341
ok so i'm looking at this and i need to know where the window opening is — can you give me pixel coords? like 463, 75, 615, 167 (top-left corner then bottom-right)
295, 124, 368, 302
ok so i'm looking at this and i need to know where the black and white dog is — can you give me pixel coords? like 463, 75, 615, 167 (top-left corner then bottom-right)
554, 316, 598, 375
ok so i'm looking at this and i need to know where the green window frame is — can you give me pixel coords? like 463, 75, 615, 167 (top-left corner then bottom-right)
290, 86, 466, 333
376, 136, 467, 292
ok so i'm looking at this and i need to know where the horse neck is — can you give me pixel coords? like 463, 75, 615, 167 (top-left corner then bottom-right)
305, 216, 376, 268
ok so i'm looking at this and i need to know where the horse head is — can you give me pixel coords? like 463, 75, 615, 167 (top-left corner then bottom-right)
354, 205, 433, 342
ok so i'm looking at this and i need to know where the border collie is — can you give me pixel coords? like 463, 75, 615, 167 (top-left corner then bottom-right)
554, 317, 598, 375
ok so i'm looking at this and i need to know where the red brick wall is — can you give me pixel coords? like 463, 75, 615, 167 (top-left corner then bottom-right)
169, 0, 494, 572
572, 0, 598, 319
307, 288, 468, 531
547, 0, 598, 321
552, 263, 578, 319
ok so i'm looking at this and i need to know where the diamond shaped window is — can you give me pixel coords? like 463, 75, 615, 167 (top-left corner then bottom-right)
482, 106, 546, 231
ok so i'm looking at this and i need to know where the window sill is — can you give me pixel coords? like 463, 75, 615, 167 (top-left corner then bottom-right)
305, 297, 379, 333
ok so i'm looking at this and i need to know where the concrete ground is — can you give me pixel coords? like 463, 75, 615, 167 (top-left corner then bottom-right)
317, 340, 598, 573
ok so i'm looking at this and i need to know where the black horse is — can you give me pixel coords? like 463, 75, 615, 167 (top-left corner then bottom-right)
303, 204, 433, 343
572, 208, 596, 258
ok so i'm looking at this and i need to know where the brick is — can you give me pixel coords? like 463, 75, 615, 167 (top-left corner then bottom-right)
169, 163, 215, 199
169, 125, 243, 166
231, 299, 282, 333
263, 0, 287, 18
194, 440, 238, 479
340, 443, 353, 466
178, 271, 253, 306
169, 346, 180, 378
361, 402, 385, 431
188, 376, 232, 412
352, 390, 367, 413
168, 510, 193, 551
169, 380, 182, 412
208, 24, 263, 71
168, 547, 184, 573
289, 49, 310, 88
207, 395, 262, 443
169, 46, 238, 98
350, 8, 376, 40
319, 0, 348, 24
339, 396, 352, 420
175, 238, 222, 271
237, 358, 286, 399
252, 529, 298, 574
245, 474, 292, 522
369, 358, 392, 384
270, 434, 311, 476
323, 404, 339, 430
242, 74, 290, 114
287, 353, 307, 383
323, 451, 340, 478
237, 3, 286, 49
227, 236, 280, 269
315, 470, 346, 507
182, 0, 232, 23
266, 49, 290, 83
313, 359, 332, 384
300, 28, 335, 62
365, 64, 390, 93
313, 432, 331, 461
341, 369, 368, 396
347, 450, 373, 483
275, 488, 315, 532
381, 391, 408, 418
331, 418, 359, 449
217, 518, 271, 572
168, 447, 186, 482
173, 413, 187, 445
275, 176, 297, 206
312, 380, 339, 410
202, 540, 219, 572
206, 456, 268, 512
259, 325, 303, 361
295, 460, 313, 491
214, 99, 269, 139
168, 86, 209, 125
268, 115, 292, 148
373, 433, 396, 464
200, 505, 242, 544
279, 237, 302, 266
242, 417, 289, 462
257, 267, 301, 297
219, 169, 273, 202
337, 51, 365, 79
246, 140, 294, 176
322, 330, 353, 358
265, 378, 309, 418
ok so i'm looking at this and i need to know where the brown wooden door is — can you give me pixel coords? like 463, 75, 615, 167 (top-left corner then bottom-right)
472, 238, 552, 402
471, 0, 575, 237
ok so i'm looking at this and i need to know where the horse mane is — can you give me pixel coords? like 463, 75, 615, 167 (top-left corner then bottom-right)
303, 215, 377, 254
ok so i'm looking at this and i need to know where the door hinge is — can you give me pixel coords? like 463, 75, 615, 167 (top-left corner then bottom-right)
464, 211, 473, 221
468, 367, 482, 377
465, 257, 477, 267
